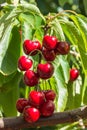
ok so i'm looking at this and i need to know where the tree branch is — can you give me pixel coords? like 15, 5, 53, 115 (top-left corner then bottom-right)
0, 106, 87, 130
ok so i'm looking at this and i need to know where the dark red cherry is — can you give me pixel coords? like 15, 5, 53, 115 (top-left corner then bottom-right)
16, 98, 29, 113
18, 56, 33, 71
40, 100, 55, 117
37, 63, 54, 79
43, 35, 57, 50
44, 90, 56, 101
23, 40, 41, 55
28, 90, 45, 107
24, 70, 39, 87
70, 68, 79, 81
23, 106, 40, 123
55, 41, 70, 55
42, 47, 56, 61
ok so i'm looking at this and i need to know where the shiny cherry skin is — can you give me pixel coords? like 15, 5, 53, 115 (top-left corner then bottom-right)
37, 63, 54, 79
70, 68, 79, 81
23, 40, 41, 55
24, 70, 39, 87
18, 56, 33, 71
44, 90, 56, 101
43, 35, 57, 50
23, 106, 40, 123
16, 98, 29, 113
55, 41, 70, 55
28, 90, 45, 107
42, 47, 56, 61
40, 100, 55, 117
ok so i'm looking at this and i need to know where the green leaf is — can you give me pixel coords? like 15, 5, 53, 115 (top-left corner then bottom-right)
83, 76, 87, 104
19, 3, 45, 21
0, 25, 21, 75
19, 13, 35, 28
58, 56, 70, 83
61, 21, 78, 45
70, 15, 87, 51
0, 72, 16, 86
53, 57, 68, 111
67, 80, 82, 110
0, 24, 13, 75
50, 19, 65, 41
34, 28, 44, 42
21, 21, 34, 43
34, 14, 45, 28
0, 71, 22, 116
61, 19, 87, 74
54, 70, 68, 112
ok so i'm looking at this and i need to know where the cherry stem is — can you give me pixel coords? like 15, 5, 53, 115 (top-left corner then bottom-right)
46, 10, 77, 22
43, 10, 77, 36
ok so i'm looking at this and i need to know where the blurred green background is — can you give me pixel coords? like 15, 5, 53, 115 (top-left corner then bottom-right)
0, 0, 87, 16
36, 0, 87, 16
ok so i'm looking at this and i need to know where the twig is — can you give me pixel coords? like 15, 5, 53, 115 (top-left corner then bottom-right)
0, 105, 87, 129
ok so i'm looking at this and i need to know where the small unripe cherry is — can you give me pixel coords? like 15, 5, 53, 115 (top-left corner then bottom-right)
18, 56, 33, 71
16, 98, 29, 113
40, 100, 55, 117
28, 90, 45, 107
43, 35, 57, 50
23, 106, 40, 123
37, 63, 54, 79
23, 39, 41, 55
24, 70, 39, 87
70, 68, 79, 81
55, 41, 70, 55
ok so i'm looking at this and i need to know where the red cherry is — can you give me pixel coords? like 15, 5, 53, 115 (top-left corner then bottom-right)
24, 70, 39, 87
43, 35, 57, 50
16, 98, 29, 113
18, 56, 33, 71
40, 100, 55, 117
70, 68, 79, 81
23, 40, 41, 55
42, 47, 56, 61
37, 63, 54, 79
23, 106, 40, 123
55, 41, 70, 55
44, 90, 56, 101
28, 90, 45, 107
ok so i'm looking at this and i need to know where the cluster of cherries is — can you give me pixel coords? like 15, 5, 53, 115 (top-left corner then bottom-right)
18, 35, 70, 87
16, 89, 56, 123
16, 35, 79, 123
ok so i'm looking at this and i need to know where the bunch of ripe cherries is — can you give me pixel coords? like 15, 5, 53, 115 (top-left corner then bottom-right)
16, 35, 79, 123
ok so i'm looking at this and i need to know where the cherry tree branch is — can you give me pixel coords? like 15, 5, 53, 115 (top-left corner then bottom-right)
0, 105, 87, 130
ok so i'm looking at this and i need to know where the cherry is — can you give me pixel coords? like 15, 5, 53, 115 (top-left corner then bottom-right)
37, 63, 54, 79
42, 47, 56, 61
23, 40, 41, 55
23, 106, 40, 123
28, 90, 45, 107
43, 35, 57, 50
18, 56, 33, 71
44, 90, 56, 101
16, 98, 29, 113
24, 70, 39, 87
40, 100, 55, 117
70, 68, 79, 81
55, 41, 70, 55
